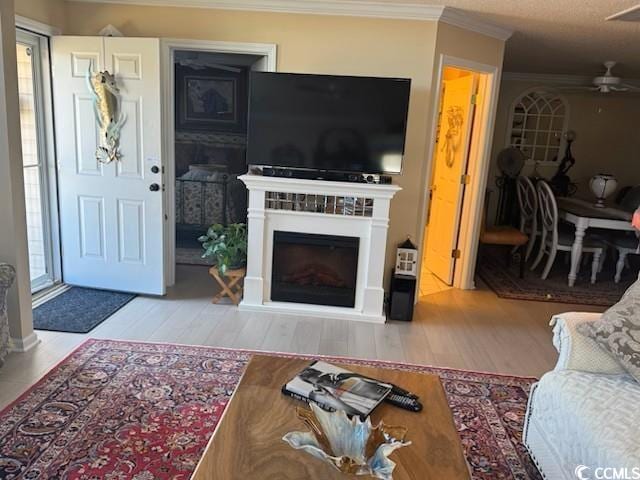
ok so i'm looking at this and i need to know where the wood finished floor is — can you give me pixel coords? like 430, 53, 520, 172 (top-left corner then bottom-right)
0, 265, 604, 410
419, 268, 452, 297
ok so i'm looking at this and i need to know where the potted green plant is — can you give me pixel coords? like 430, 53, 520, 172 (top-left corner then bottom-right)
198, 223, 248, 276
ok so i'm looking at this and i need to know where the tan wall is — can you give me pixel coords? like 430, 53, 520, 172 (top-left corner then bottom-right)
14, 0, 66, 30
1, 0, 35, 342
63, 2, 441, 276
434, 23, 505, 68
54, 4, 506, 285
489, 79, 640, 223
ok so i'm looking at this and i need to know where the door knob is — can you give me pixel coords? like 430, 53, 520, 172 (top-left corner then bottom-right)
149, 183, 160, 192
150, 165, 160, 174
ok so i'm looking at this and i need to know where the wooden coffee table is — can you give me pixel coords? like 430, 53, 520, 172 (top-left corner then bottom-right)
192, 355, 470, 479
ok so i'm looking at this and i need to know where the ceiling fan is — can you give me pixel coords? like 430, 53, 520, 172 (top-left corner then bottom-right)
587, 61, 640, 93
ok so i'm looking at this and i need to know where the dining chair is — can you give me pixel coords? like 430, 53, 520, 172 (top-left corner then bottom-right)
515, 175, 539, 261
611, 235, 639, 283
610, 189, 640, 282
530, 180, 605, 283
480, 193, 529, 278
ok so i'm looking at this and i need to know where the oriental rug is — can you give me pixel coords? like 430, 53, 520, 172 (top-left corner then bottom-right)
0, 339, 541, 479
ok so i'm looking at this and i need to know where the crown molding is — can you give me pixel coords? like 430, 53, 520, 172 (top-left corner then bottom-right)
438, 7, 512, 41
15, 15, 62, 36
67, 0, 512, 40
68, 0, 444, 20
606, 4, 640, 21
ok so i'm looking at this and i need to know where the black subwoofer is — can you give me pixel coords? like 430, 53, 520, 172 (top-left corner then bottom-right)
388, 272, 416, 321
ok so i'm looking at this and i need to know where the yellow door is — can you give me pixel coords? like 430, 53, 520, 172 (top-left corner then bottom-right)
424, 74, 477, 285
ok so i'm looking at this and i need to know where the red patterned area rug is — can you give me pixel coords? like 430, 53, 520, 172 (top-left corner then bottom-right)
0, 339, 542, 480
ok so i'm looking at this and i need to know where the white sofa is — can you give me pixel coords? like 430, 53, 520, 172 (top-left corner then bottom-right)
523, 311, 640, 479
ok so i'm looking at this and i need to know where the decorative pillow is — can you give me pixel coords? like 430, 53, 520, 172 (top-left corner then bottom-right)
578, 279, 640, 383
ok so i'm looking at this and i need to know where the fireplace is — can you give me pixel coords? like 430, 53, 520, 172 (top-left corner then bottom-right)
240, 174, 400, 323
271, 231, 359, 308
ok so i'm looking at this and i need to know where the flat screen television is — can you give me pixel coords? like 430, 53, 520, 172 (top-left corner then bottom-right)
246, 72, 411, 175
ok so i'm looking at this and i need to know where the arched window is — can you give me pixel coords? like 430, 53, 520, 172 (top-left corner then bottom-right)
506, 88, 569, 165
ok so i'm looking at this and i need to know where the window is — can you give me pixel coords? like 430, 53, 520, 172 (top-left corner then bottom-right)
506, 88, 569, 165
17, 30, 60, 293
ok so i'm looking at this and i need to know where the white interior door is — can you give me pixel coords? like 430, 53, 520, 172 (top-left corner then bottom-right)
424, 74, 477, 285
52, 36, 165, 295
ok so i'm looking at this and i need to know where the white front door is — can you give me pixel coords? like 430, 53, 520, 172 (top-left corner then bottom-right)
424, 74, 477, 285
52, 36, 165, 295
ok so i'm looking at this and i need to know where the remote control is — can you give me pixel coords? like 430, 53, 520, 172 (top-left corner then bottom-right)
385, 392, 423, 412
390, 384, 419, 400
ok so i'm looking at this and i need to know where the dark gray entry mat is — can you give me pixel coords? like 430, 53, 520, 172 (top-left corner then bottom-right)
34, 287, 136, 333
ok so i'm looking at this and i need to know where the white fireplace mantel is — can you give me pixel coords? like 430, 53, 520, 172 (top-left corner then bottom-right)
239, 174, 401, 323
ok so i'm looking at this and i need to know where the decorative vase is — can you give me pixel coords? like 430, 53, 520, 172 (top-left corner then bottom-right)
589, 174, 617, 208
283, 404, 411, 480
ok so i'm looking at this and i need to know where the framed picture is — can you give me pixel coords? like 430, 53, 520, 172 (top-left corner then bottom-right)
176, 65, 247, 133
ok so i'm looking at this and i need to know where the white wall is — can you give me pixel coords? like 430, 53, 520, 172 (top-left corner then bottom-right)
0, 0, 36, 348
489, 78, 640, 223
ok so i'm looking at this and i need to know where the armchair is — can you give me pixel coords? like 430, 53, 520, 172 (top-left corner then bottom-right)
0, 263, 15, 366
523, 312, 640, 479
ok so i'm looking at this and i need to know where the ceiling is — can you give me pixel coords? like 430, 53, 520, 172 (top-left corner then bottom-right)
395, 0, 640, 77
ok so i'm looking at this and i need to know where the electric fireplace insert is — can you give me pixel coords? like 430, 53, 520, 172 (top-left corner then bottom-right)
271, 231, 359, 308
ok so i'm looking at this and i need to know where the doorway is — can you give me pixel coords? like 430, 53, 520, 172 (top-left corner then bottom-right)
162, 40, 276, 286
173, 50, 263, 267
16, 29, 61, 294
419, 60, 498, 295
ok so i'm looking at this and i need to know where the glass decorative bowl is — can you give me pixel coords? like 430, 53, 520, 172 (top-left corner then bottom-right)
283, 404, 411, 480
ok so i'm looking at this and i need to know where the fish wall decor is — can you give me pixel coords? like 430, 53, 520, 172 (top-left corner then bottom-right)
87, 63, 126, 164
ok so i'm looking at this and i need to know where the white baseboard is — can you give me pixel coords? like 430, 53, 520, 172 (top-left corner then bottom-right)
10, 332, 41, 352
239, 301, 387, 324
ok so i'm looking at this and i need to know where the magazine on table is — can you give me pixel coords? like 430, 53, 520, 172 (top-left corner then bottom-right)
281, 360, 393, 417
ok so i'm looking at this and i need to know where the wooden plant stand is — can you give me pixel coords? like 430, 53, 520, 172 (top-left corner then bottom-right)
208, 266, 246, 305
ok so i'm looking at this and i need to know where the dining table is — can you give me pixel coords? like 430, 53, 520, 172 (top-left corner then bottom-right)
557, 196, 635, 287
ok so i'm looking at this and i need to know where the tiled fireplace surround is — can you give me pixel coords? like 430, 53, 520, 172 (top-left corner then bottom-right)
239, 174, 401, 323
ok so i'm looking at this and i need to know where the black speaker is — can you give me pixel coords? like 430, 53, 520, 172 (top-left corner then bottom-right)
388, 272, 416, 321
